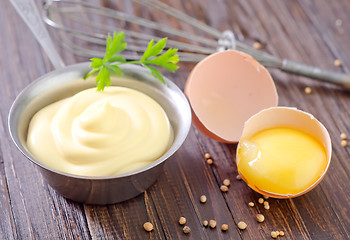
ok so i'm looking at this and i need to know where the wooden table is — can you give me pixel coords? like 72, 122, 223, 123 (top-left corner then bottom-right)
1, 0, 350, 239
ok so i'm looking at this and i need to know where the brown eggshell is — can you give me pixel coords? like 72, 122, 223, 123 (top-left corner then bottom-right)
185, 50, 278, 143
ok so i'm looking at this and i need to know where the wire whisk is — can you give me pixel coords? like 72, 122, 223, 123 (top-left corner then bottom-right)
43, 0, 350, 88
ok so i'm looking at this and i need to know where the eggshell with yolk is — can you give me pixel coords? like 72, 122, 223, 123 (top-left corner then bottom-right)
184, 50, 278, 143
236, 106, 332, 198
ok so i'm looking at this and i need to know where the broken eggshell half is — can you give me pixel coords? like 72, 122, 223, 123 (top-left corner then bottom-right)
184, 50, 278, 143
236, 106, 332, 198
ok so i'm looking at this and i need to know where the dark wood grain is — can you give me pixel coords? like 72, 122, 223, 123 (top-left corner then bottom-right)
1, 0, 350, 239
0, 114, 17, 240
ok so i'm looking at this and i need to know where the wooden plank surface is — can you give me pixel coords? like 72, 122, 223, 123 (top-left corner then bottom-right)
1, 0, 350, 239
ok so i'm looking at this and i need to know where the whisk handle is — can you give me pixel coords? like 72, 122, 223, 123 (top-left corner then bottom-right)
9, 0, 65, 70
281, 59, 350, 89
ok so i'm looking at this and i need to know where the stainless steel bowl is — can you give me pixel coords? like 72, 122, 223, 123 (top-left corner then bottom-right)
8, 62, 191, 204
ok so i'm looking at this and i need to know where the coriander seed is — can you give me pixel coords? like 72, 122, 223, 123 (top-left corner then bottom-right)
183, 226, 191, 234
256, 214, 265, 223
221, 224, 229, 231
179, 216, 186, 225
203, 220, 209, 227
304, 87, 312, 94
271, 231, 278, 238
143, 222, 153, 232
264, 201, 269, 206
279, 231, 285, 236
205, 153, 211, 159
223, 179, 231, 186
263, 195, 269, 199
207, 159, 213, 165
248, 202, 255, 207
220, 185, 229, 192
334, 59, 342, 67
200, 195, 207, 203
236, 174, 242, 180
237, 221, 247, 230
209, 220, 217, 228
341, 140, 347, 147
258, 198, 264, 204
253, 42, 262, 50
264, 204, 270, 210
335, 19, 343, 26
340, 133, 347, 140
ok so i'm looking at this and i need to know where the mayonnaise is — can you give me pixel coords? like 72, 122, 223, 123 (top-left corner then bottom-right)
27, 86, 173, 177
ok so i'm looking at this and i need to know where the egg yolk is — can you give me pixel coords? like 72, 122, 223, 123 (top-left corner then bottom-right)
236, 127, 327, 196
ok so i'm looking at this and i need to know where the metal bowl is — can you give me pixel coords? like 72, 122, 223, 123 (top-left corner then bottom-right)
8, 62, 191, 204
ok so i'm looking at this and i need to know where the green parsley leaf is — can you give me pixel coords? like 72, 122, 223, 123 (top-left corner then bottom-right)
90, 58, 103, 68
95, 66, 110, 91
84, 32, 179, 91
144, 65, 165, 84
107, 56, 126, 63
106, 64, 122, 76
83, 68, 100, 80
104, 32, 127, 60
141, 38, 167, 61
144, 48, 179, 72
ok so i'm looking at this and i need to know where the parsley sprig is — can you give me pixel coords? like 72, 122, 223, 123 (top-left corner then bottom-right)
84, 32, 179, 91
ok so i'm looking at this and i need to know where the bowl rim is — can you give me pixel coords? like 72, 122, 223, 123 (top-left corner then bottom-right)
8, 62, 192, 180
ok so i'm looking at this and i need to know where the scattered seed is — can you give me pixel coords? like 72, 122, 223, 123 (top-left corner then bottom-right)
183, 226, 191, 234
264, 201, 269, 206
207, 159, 213, 165
237, 221, 247, 230
221, 224, 229, 231
200, 195, 207, 203
236, 174, 242, 181
264, 204, 270, 210
143, 222, 153, 232
263, 195, 269, 199
335, 19, 343, 27
276, 231, 280, 236
248, 202, 255, 207
205, 153, 211, 159
334, 59, 342, 67
258, 198, 264, 204
341, 140, 347, 147
253, 42, 262, 50
279, 231, 285, 236
271, 231, 278, 238
223, 179, 231, 186
256, 214, 265, 223
203, 220, 209, 227
220, 185, 229, 192
304, 87, 312, 94
179, 217, 186, 225
340, 133, 347, 140
209, 220, 217, 228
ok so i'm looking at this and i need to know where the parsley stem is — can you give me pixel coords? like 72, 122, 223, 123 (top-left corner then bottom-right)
112, 60, 141, 66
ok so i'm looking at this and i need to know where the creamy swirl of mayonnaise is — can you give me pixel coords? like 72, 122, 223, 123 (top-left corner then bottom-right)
27, 87, 173, 177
